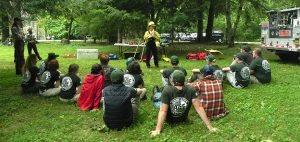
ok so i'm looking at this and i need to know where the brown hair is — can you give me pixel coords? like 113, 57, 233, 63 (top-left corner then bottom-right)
68, 64, 79, 74
48, 59, 59, 71
23, 54, 37, 73
91, 63, 103, 74
128, 61, 142, 75
99, 54, 109, 65
253, 48, 262, 57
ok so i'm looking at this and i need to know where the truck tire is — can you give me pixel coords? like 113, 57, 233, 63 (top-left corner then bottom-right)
277, 52, 299, 62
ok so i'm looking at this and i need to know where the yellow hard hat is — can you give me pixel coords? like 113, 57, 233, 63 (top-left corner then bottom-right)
148, 21, 156, 27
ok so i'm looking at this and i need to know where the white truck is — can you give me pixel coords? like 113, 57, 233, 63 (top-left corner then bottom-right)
261, 7, 300, 61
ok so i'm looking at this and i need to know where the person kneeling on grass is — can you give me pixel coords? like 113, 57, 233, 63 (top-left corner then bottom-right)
150, 70, 217, 137
160, 55, 187, 87
124, 61, 147, 100
21, 54, 40, 94
77, 64, 105, 111
188, 54, 223, 82
39, 59, 61, 96
59, 64, 82, 102
249, 48, 271, 84
189, 66, 229, 119
222, 53, 250, 89
103, 69, 139, 130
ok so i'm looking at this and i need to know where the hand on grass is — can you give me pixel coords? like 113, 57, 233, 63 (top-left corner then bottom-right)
209, 127, 218, 132
150, 130, 160, 137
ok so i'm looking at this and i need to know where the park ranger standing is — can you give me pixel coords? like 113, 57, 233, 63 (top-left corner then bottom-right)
11, 17, 25, 75
144, 21, 160, 68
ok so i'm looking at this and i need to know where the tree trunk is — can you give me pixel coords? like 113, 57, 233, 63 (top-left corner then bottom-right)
149, 0, 155, 21
206, 0, 216, 41
196, 0, 204, 42
66, 17, 74, 44
230, 0, 244, 46
1, 15, 10, 42
225, 0, 233, 47
170, 0, 176, 44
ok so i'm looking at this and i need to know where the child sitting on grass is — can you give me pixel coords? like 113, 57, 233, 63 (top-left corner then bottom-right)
39, 59, 61, 96
77, 64, 105, 111
59, 64, 82, 102
21, 54, 40, 94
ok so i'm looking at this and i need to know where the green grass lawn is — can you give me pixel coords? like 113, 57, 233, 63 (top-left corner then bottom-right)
0, 42, 299, 142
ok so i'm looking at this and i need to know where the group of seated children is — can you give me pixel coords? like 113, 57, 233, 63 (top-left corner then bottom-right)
21, 46, 271, 136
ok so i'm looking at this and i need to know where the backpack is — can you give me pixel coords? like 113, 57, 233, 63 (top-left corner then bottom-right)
186, 53, 199, 60
197, 52, 207, 60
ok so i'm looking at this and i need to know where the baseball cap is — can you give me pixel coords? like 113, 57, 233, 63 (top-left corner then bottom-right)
234, 53, 245, 61
148, 21, 156, 27
241, 45, 251, 52
110, 69, 124, 83
171, 56, 179, 64
126, 57, 134, 66
202, 65, 214, 76
205, 54, 216, 62
14, 17, 23, 21
172, 70, 185, 86
48, 53, 59, 60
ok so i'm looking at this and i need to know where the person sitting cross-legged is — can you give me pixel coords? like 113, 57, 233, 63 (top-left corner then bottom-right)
77, 64, 105, 111
59, 64, 82, 102
222, 53, 250, 89
249, 48, 271, 84
124, 61, 147, 100
39, 59, 61, 96
99, 54, 115, 88
102, 69, 139, 130
150, 70, 217, 137
160, 55, 187, 87
189, 65, 229, 119
21, 54, 40, 94
188, 54, 223, 82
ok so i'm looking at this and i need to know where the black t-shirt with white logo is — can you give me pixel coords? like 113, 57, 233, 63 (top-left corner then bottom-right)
59, 73, 81, 99
21, 66, 39, 88
161, 85, 197, 123
200, 65, 224, 79
39, 59, 49, 75
249, 57, 271, 84
39, 70, 60, 91
123, 74, 144, 88
230, 62, 250, 87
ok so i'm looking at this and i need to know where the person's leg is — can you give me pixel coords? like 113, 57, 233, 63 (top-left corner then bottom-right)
15, 41, 24, 75
152, 46, 159, 67
40, 88, 61, 97
145, 46, 151, 67
226, 71, 242, 89
20, 41, 25, 72
188, 72, 203, 82
27, 43, 32, 55
32, 43, 42, 60
250, 75, 261, 84
131, 91, 140, 122
136, 88, 147, 100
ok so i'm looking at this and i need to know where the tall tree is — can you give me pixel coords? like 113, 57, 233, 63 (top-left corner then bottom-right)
196, 0, 205, 42
205, 0, 216, 41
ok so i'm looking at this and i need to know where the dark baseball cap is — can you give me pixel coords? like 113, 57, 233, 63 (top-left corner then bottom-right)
171, 56, 179, 64
241, 45, 251, 52
172, 70, 185, 86
202, 65, 214, 76
48, 53, 59, 60
110, 69, 124, 83
205, 54, 216, 62
14, 17, 23, 21
234, 53, 245, 61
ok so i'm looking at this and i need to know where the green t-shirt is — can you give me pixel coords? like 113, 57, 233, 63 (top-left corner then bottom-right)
249, 57, 271, 84
230, 62, 250, 87
162, 67, 187, 85
161, 85, 197, 123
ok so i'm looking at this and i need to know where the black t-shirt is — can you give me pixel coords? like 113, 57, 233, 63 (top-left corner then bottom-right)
39, 59, 49, 75
230, 62, 250, 87
103, 84, 137, 129
161, 85, 197, 123
39, 70, 60, 91
200, 65, 223, 79
21, 66, 39, 88
102, 64, 115, 87
123, 73, 144, 88
249, 57, 271, 84
59, 73, 81, 99
163, 67, 187, 85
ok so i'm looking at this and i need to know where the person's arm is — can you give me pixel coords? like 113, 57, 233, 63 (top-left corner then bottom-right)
55, 80, 61, 88
192, 69, 200, 73
150, 103, 168, 136
77, 85, 82, 94
144, 31, 150, 42
160, 69, 164, 74
154, 31, 160, 41
192, 98, 218, 132
222, 67, 231, 72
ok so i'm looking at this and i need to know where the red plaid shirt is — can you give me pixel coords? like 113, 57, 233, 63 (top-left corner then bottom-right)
193, 79, 229, 119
